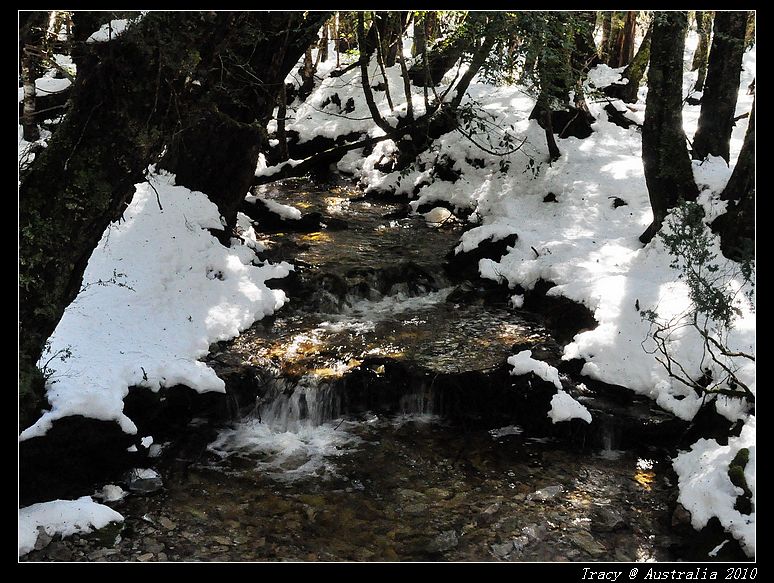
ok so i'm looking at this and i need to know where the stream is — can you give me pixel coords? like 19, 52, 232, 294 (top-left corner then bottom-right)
22, 179, 736, 562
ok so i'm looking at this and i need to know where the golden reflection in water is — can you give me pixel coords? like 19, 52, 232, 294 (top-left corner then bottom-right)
299, 232, 332, 244
633, 469, 655, 490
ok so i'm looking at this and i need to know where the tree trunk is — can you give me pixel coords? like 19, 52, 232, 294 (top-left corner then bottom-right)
599, 12, 612, 60
573, 11, 602, 73
744, 11, 755, 48
161, 12, 328, 227
640, 11, 699, 244
450, 34, 497, 109
612, 11, 638, 67
408, 12, 484, 86
20, 13, 216, 427
715, 99, 754, 260
691, 11, 747, 163
276, 83, 290, 162
606, 12, 627, 66
412, 11, 425, 57
19, 12, 49, 142
320, 18, 329, 63
335, 12, 340, 68
357, 12, 394, 134
605, 21, 652, 103
19, 12, 328, 428
692, 11, 712, 92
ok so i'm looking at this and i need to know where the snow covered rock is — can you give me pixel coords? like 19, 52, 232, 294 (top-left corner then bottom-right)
18, 496, 123, 557
125, 468, 163, 495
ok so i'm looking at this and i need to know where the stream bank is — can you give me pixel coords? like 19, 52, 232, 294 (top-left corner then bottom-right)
20, 178, 746, 562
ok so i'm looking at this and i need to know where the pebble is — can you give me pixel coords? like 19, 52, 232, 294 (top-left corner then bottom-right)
34, 527, 53, 551
137, 553, 155, 562
427, 530, 459, 553
158, 517, 177, 531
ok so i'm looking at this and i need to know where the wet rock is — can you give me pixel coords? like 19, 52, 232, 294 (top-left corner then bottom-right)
444, 233, 519, 282
158, 516, 177, 531
404, 503, 429, 516
489, 537, 529, 560
323, 217, 349, 231
567, 531, 607, 557
137, 552, 155, 562
498, 517, 522, 532
145, 539, 165, 554
672, 504, 692, 529
591, 505, 626, 532
125, 468, 163, 494
87, 548, 118, 561
427, 530, 459, 553
521, 523, 548, 542
34, 526, 53, 551
528, 485, 564, 501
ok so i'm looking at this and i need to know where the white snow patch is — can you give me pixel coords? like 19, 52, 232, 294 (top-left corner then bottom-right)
95, 484, 127, 502
673, 417, 755, 557
423, 207, 453, 226
247, 192, 303, 220
20, 171, 291, 439
548, 390, 592, 424
18, 496, 123, 557
86, 19, 131, 43
35, 76, 71, 94
508, 350, 562, 389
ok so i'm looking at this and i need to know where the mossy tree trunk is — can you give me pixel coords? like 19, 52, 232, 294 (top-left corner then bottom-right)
714, 100, 755, 260
19, 12, 50, 142
408, 12, 487, 87
19, 12, 328, 429
599, 11, 612, 61
606, 12, 627, 66
691, 11, 747, 163
640, 11, 699, 244
691, 10, 712, 93
160, 12, 328, 228
605, 21, 652, 103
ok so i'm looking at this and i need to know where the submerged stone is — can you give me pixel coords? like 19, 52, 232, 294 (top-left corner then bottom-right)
125, 468, 163, 495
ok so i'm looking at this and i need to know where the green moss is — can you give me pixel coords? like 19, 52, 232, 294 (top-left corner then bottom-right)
728, 449, 751, 489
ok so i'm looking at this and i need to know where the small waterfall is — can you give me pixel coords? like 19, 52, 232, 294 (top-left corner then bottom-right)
207, 375, 355, 481
256, 377, 342, 432
598, 422, 623, 460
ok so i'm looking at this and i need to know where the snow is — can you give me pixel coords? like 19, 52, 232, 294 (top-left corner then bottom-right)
246, 192, 303, 220
35, 76, 71, 94
95, 484, 127, 502
18, 496, 123, 557
21, 171, 291, 439
423, 206, 454, 226
86, 19, 131, 43
673, 417, 755, 557
19, 23, 754, 556
508, 350, 562, 389
281, 37, 754, 551
548, 390, 592, 424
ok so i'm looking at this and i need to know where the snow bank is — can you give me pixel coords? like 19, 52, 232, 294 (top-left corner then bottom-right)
18, 496, 123, 557
548, 390, 592, 424
247, 192, 303, 220
673, 417, 756, 557
86, 19, 131, 43
508, 350, 562, 389
21, 171, 291, 439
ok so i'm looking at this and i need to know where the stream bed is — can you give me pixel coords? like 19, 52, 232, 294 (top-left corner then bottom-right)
21, 179, 737, 562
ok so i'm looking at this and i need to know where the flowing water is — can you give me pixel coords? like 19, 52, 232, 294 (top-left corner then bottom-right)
22, 179, 739, 562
